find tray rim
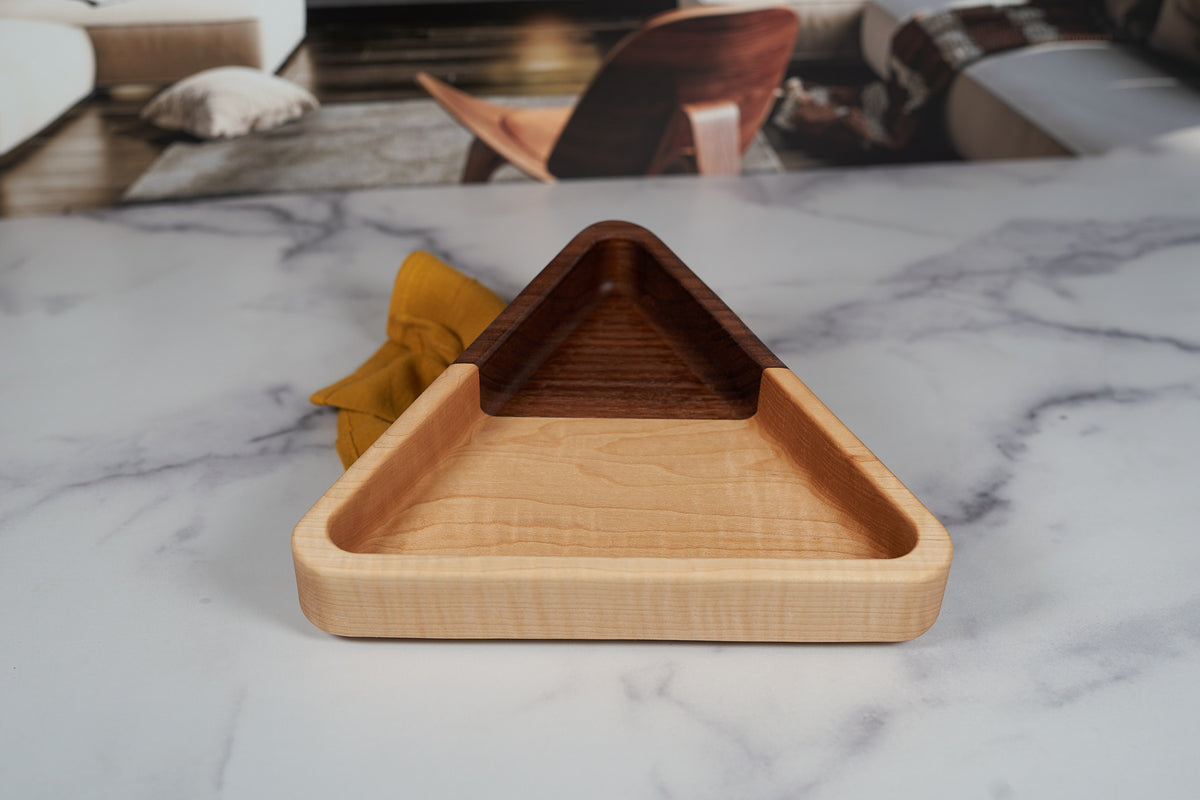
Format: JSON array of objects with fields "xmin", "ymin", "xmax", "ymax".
[{"xmin": 293, "ymin": 364, "xmax": 953, "ymax": 641}]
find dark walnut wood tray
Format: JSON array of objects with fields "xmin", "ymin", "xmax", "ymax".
[{"xmin": 293, "ymin": 221, "xmax": 952, "ymax": 640}]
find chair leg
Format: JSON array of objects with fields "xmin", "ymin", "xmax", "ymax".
[
  {"xmin": 681, "ymin": 101, "xmax": 741, "ymax": 176},
  {"xmin": 462, "ymin": 136, "xmax": 506, "ymax": 183},
  {"xmin": 645, "ymin": 101, "xmax": 743, "ymax": 177}
]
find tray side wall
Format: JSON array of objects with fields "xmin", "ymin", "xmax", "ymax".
[
  {"xmin": 755, "ymin": 368, "xmax": 927, "ymax": 559},
  {"xmin": 292, "ymin": 364, "xmax": 485, "ymax": 623},
  {"xmin": 295, "ymin": 558, "xmax": 951, "ymax": 642}
]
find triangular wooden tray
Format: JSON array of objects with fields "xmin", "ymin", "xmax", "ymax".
[{"xmin": 293, "ymin": 221, "xmax": 952, "ymax": 641}]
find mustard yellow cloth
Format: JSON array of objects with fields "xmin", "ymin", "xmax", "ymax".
[{"xmin": 311, "ymin": 251, "xmax": 506, "ymax": 468}]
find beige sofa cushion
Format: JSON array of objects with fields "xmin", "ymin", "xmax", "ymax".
[
  {"xmin": 947, "ymin": 42, "xmax": 1200, "ymax": 157},
  {"xmin": 944, "ymin": 71, "xmax": 1071, "ymax": 159},
  {"xmin": 0, "ymin": 19, "xmax": 95, "ymax": 155},
  {"xmin": 861, "ymin": 0, "xmax": 1200, "ymax": 158},
  {"xmin": 0, "ymin": 0, "xmax": 305, "ymax": 84}
]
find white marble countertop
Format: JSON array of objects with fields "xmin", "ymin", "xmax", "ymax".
[{"xmin": 3, "ymin": 150, "xmax": 1199, "ymax": 798}]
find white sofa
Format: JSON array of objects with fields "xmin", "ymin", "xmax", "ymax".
[
  {"xmin": 0, "ymin": 0, "xmax": 306, "ymax": 156},
  {"xmin": 0, "ymin": 19, "xmax": 94, "ymax": 156},
  {"xmin": 684, "ymin": 0, "xmax": 1200, "ymax": 158},
  {"xmin": 0, "ymin": 0, "xmax": 305, "ymax": 86}
]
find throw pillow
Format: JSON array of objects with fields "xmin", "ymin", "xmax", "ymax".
[
  {"xmin": 141, "ymin": 67, "xmax": 320, "ymax": 139},
  {"xmin": 1149, "ymin": 0, "xmax": 1200, "ymax": 66}
]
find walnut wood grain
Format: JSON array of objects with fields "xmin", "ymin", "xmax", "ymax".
[
  {"xmin": 548, "ymin": 5, "xmax": 799, "ymax": 178},
  {"xmin": 416, "ymin": 75, "xmax": 557, "ymax": 183},
  {"xmin": 458, "ymin": 220, "xmax": 783, "ymax": 418}
]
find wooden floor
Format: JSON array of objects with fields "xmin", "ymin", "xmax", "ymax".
[{"xmin": 0, "ymin": 1, "xmax": 891, "ymax": 218}]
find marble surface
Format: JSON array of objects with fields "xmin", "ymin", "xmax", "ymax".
[{"xmin": 3, "ymin": 149, "xmax": 1199, "ymax": 798}]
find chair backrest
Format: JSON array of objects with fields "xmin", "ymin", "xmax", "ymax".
[{"xmin": 546, "ymin": 5, "xmax": 800, "ymax": 179}]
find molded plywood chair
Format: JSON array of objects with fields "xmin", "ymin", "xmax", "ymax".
[{"xmin": 416, "ymin": 5, "xmax": 800, "ymax": 183}]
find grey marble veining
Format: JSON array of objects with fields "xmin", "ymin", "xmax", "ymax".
[{"xmin": 2, "ymin": 150, "xmax": 1199, "ymax": 798}]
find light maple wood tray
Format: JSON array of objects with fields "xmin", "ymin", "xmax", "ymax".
[{"xmin": 293, "ymin": 221, "xmax": 952, "ymax": 641}]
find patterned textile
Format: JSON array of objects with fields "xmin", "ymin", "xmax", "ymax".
[{"xmin": 774, "ymin": 0, "xmax": 1110, "ymax": 151}]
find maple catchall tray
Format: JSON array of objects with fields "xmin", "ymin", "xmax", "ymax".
[{"xmin": 292, "ymin": 221, "xmax": 952, "ymax": 641}]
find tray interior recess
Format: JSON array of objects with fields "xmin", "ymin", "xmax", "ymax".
[
  {"xmin": 328, "ymin": 377, "xmax": 917, "ymax": 561},
  {"xmin": 294, "ymin": 220, "xmax": 952, "ymax": 641},
  {"xmin": 462, "ymin": 228, "xmax": 782, "ymax": 419}
]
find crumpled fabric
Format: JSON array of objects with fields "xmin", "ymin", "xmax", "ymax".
[{"xmin": 310, "ymin": 250, "xmax": 505, "ymax": 468}]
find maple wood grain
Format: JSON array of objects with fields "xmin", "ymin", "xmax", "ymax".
[{"xmin": 293, "ymin": 365, "xmax": 952, "ymax": 641}]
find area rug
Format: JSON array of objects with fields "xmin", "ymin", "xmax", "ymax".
[{"xmin": 122, "ymin": 96, "xmax": 785, "ymax": 203}]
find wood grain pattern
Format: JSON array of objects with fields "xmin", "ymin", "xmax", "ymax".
[
  {"xmin": 416, "ymin": 75, "xmax": 557, "ymax": 183},
  {"xmin": 292, "ymin": 221, "xmax": 952, "ymax": 641},
  {"xmin": 550, "ymin": 5, "xmax": 798, "ymax": 178},
  {"xmin": 348, "ymin": 413, "xmax": 907, "ymax": 560},
  {"xmin": 416, "ymin": 4, "xmax": 799, "ymax": 182},
  {"xmin": 459, "ymin": 220, "xmax": 782, "ymax": 418},
  {"xmin": 295, "ymin": 221, "xmax": 950, "ymax": 642},
  {"xmin": 293, "ymin": 365, "xmax": 952, "ymax": 641}
]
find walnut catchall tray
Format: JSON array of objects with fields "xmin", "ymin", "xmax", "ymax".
[{"xmin": 293, "ymin": 221, "xmax": 952, "ymax": 641}]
